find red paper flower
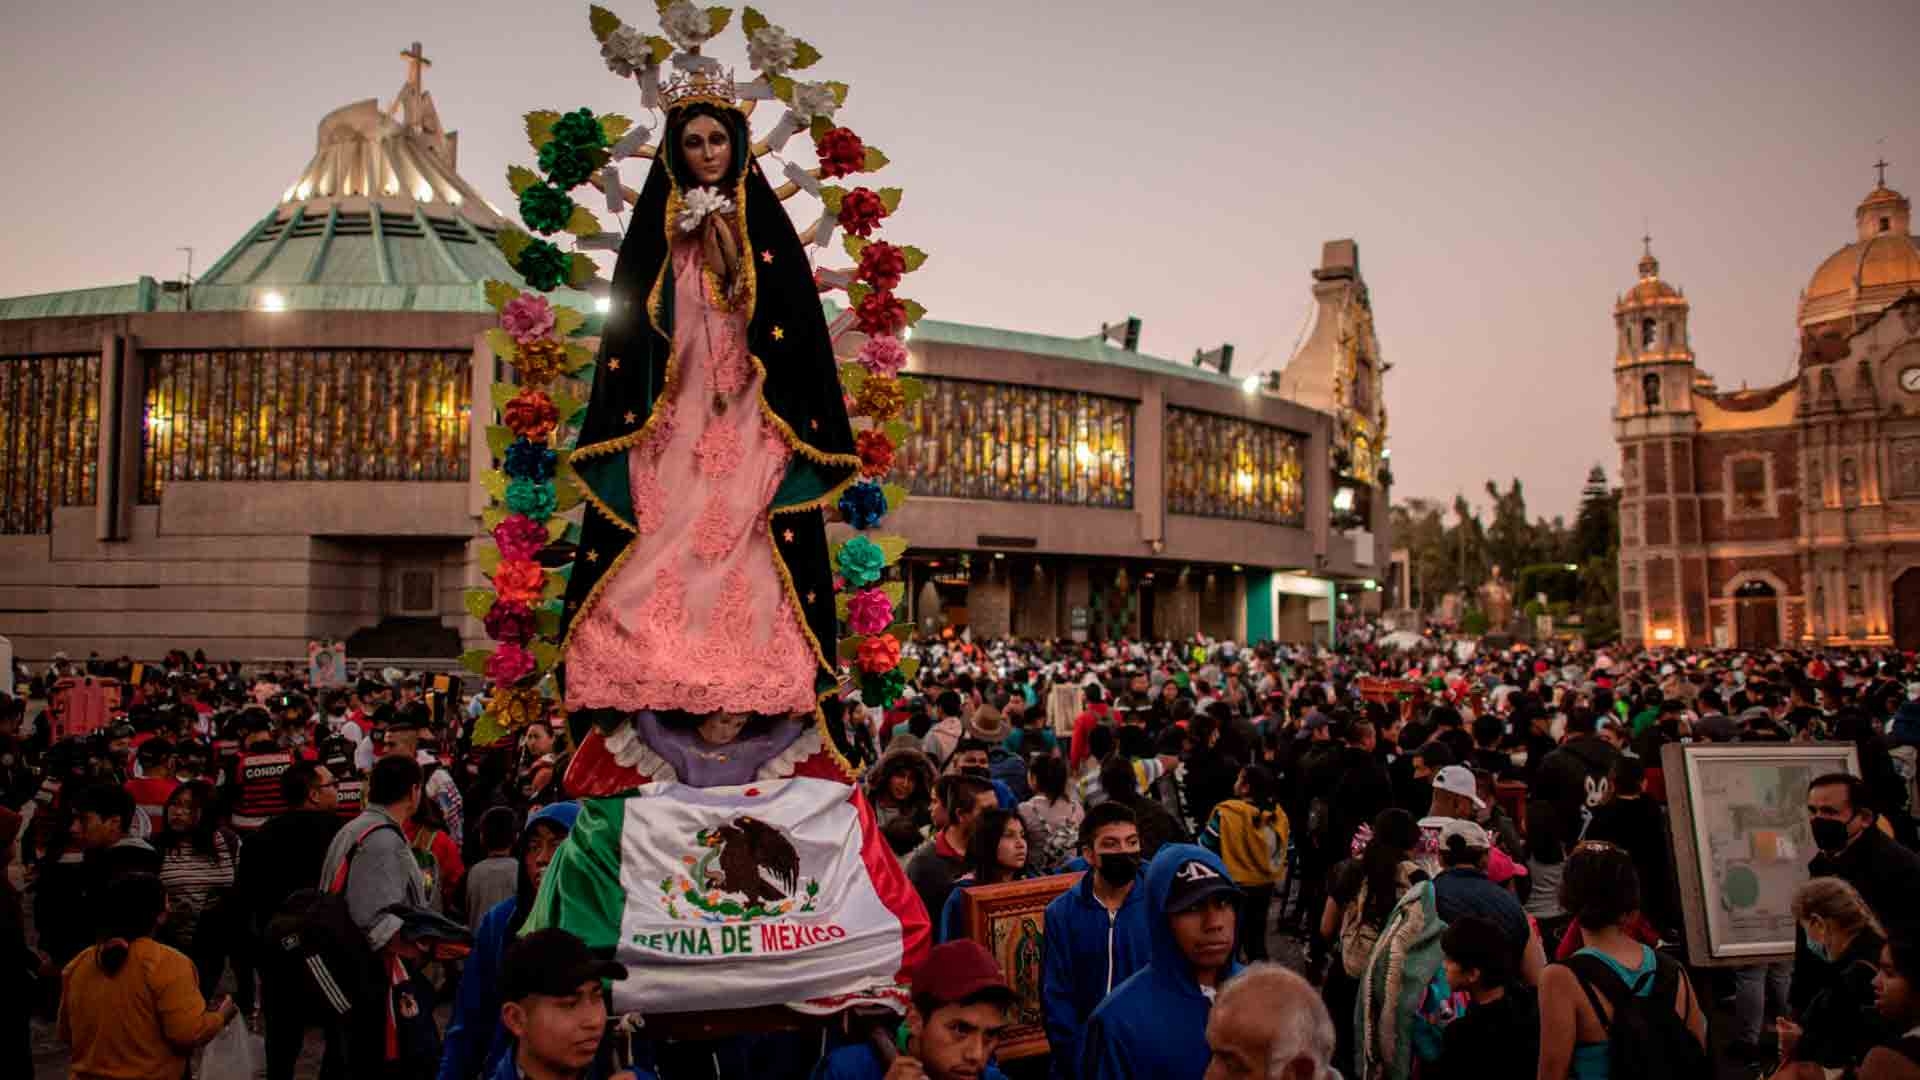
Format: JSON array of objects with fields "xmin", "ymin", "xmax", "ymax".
[
  {"xmin": 484, "ymin": 601, "xmax": 536, "ymax": 645},
  {"xmin": 493, "ymin": 515, "xmax": 549, "ymax": 562},
  {"xmin": 816, "ymin": 127, "xmax": 866, "ymax": 180},
  {"xmin": 485, "ymin": 643, "xmax": 537, "ymax": 685},
  {"xmin": 855, "ymin": 429, "xmax": 895, "ymax": 478},
  {"xmin": 856, "ymin": 241, "xmax": 907, "ymax": 291},
  {"xmin": 854, "ymin": 290, "xmax": 907, "ymax": 337},
  {"xmin": 856, "ymin": 633, "xmax": 901, "ymax": 674},
  {"xmin": 504, "ymin": 389, "xmax": 560, "ymax": 441},
  {"xmin": 493, "ymin": 559, "xmax": 546, "ymax": 606},
  {"xmin": 838, "ymin": 187, "xmax": 888, "ymax": 238}
]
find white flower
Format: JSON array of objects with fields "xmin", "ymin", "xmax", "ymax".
[
  {"xmin": 660, "ymin": 0, "xmax": 714, "ymax": 50},
  {"xmin": 788, "ymin": 80, "xmax": 839, "ymax": 123},
  {"xmin": 676, "ymin": 187, "xmax": 736, "ymax": 233},
  {"xmin": 601, "ymin": 25, "xmax": 653, "ymax": 78},
  {"xmin": 747, "ymin": 25, "xmax": 798, "ymax": 75}
]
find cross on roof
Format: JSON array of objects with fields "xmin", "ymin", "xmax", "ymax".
[
  {"xmin": 1876, "ymin": 157, "xmax": 1891, "ymax": 188},
  {"xmin": 401, "ymin": 42, "xmax": 432, "ymax": 91}
]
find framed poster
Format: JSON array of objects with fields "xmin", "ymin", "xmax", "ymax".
[
  {"xmin": 1664, "ymin": 742, "xmax": 1859, "ymax": 966},
  {"xmin": 308, "ymin": 641, "xmax": 348, "ymax": 687},
  {"xmin": 962, "ymin": 873, "xmax": 1080, "ymax": 1060}
]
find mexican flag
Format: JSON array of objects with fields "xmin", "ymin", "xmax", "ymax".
[{"xmin": 523, "ymin": 777, "xmax": 930, "ymax": 1015}]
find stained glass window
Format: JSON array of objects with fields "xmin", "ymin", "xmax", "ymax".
[
  {"xmin": 895, "ymin": 376, "xmax": 1133, "ymax": 507},
  {"xmin": 0, "ymin": 355, "xmax": 100, "ymax": 535},
  {"xmin": 141, "ymin": 348, "xmax": 471, "ymax": 502},
  {"xmin": 1165, "ymin": 407, "xmax": 1305, "ymax": 526}
]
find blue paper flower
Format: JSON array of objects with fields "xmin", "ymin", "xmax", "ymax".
[
  {"xmin": 505, "ymin": 478, "xmax": 557, "ymax": 521},
  {"xmin": 504, "ymin": 438, "xmax": 558, "ymax": 481},
  {"xmin": 838, "ymin": 481, "xmax": 888, "ymax": 530}
]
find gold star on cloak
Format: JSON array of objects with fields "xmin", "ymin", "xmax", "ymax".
[
  {"xmin": 771, "ymin": 326, "xmax": 785, "ymax": 341},
  {"xmin": 782, "ymin": 529, "xmax": 795, "ymax": 543},
  {"xmin": 607, "ymin": 358, "xmax": 620, "ymax": 371},
  {"xmin": 623, "ymin": 411, "xmax": 638, "ymax": 424},
  {"xmin": 585, "ymin": 550, "xmax": 599, "ymax": 564},
  {"xmin": 761, "ymin": 250, "xmax": 775, "ymax": 265}
]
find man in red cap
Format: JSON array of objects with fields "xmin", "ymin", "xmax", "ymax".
[{"xmin": 812, "ymin": 940, "xmax": 1015, "ymax": 1080}]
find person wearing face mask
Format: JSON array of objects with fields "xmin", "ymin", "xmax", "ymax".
[
  {"xmin": 1041, "ymin": 803, "xmax": 1151, "ymax": 1079},
  {"xmin": 1795, "ymin": 775, "xmax": 1920, "ymax": 1014},
  {"xmin": 1778, "ymin": 877, "xmax": 1889, "ymax": 1070}
]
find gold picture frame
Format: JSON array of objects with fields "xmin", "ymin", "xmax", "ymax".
[{"xmin": 961, "ymin": 873, "xmax": 1081, "ymax": 1061}]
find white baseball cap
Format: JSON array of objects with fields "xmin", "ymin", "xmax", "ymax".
[{"xmin": 1432, "ymin": 765, "xmax": 1485, "ymax": 809}]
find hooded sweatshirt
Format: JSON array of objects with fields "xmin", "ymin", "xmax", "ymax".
[
  {"xmin": 1200, "ymin": 799, "xmax": 1289, "ymax": 887},
  {"xmin": 1041, "ymin": 866, "xmax": 1151, "ymax": 1080},
  {"xmin": 437, "ymin": 802, "xmax": 580, "ymax": 1080},
  {"xmin": 1079, "ymin": 844, "xmax": 1243, "ymax": 1080}
]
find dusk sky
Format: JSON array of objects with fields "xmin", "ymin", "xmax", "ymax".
[{"xmin": 5, "ymin": 0, "xmax": 1917, "ymax": 518}]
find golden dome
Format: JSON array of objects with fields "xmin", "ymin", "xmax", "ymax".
[
  {"xmin": 1614, "ymin": 237, "xmax": 1687, "ymax": 312},
  {"xmin": 1799, "ymin": 181, "xmax": 1920, "ymax": 329}
]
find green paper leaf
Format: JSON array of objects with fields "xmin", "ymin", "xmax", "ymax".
[
  {"xmin": 835, "ymin": 593, "xmax": 851, "ymax": 621},
  {"xmin": 838, "ymin": 363, "xmax": 867, "ymax": 396},
  {"xmin": 459, "ymin": 649, "xmax": 492, "ymax": 676},
  {"xmin": 883, "ymin": 421, "xmax": 911, "ymax": 445},
  {"xmin": 563, "ymin": 521, "xmax": 584, "ymax": 545},
  {"xmin": 535, "ymin": 608, "xmax": 563, "ymax": 639},
  {"xmin": 485, "ymin": 328, "xmax": 518, "ymax": 365},
  {"xmin": 554, "ymin": 482, "xmax": 583, "ymax": 513},
  {"xmin": 654, "ymin": 0, "xmax": 672, "ymax": 15},
  {"xmin": 564, "ymin": 205, "xmax": 601, "ymax": 238},
  {"xmin": 825, "ymin": 81, "xmax": 849, "ymax": 106},
  {"xmin": 791, "ymin": 40, "xmax": 821, "ymax": 70},
  {"xmin": 546, "ymin": 516, "xmax": 569, "ymax": 541},
  {"xmin": 478, "ymin": 545, "xmax": 502, "ymax": 574},
  {"xmin": 877, "ymin": 188, "xmax": 903, "ymax": 213},
  {"xmin": 552, "ymin": 306, "xmax": 588, "ymax": 338},
  {"xmin": 887, "ymin": 623, "xmax": 913, "ymax": 644},
  {"xmin": 565, "ymin": 253, "xmax": 596, "ymax": 288},
  {"xmin": 482, "ymin": 469, "xmax": 508, "ymax": 502},
  {"xmin": 482, "ymin": 506, "xmax": 507, "ymax": 531},
  {"xmin": 846, "ymin": 282, "xmax": 872, "ymax": 307},
  {"xmin": 819, "ymin": 186, "xmax": 845, "ymax": 214},
  {"xmin": 881, "ymin": 482, "xmax": 908, "ymax": 511},
  {"xmin": 871, "ymin": 534, "xmax": 909, "ymax": 563},
  {"xmin": 882, "ymin": 581, "xmax": 905, "ymax": 607},
  {"xmin": 486, "ymin": 425, "xmax": 513, "ymax": 460},
  {"xmin": 599, "ymin": 113, "xmax": 634, "ymax": 144},
  {"xmin": 862, "ymin": 146, "xmax": 889, "ymax": 172},
  {"xmin": 896, "ymin": 377, "xmax": 925, "ymax": 405},
  {"xmin": 809, "ymin": 114, "xmax": 834, "ymax": 142},
  {"xmin": 900, "ymin": 298, "xmax": 926, "ymax": 327},
  {"xmin": 741, "ymin": 5, "xmax": 768, "ymax": 34},
  {"xmin": 464, "ymin": 589, "xmax": 495, "ymax": 621},
  {"xmin": 484, "ymin": 279, "xmax": 518, "ymax": 312},
  {"xmin": 490, "ymin": 382, "xmax": 520, "ymax": 412},
  {"xmin": 564, "ymin": 342, "xmax": 595, "ymax": 373},
  {"xmin": 899, "ymin": 657, "xmax": 920, "ymax": 681},
  {"xmin": 769, "ymin": 74, "xmax": 796, "ymax": 103},
  {"xmin": 588, "ymin": 4, "xmax": 622, "ymax": 42},
  {"xmin": 525, "ymin": 111, "xmax": 561, "ymax": 152},
  {"xmin": 827, "ymin": 537, "xmax": 846, "ymax": 563},
  {"xmin": 497, "ymin": 226, "xmax": 532, "ymax": 262},
  {"xmin": 532, "ymin": 641, "xmax": 561, "ymax": 674},
  {"xmin": 900, "ymin": 245, "xmax": 928, "ymax": 272},
  {"xmin": 837, "ymin": 636, "xmax": 864, "ymax": 661},
  {"xmin": 647, "ymin": 34, "xmax": 674, "ymax": 64},
  {"xmin": 541, "ymin": 573, "xmax": 566, "ymax": 601},
  {"xmin": 842, "ymin": 234, "xmax": 870, "ymax": 260},
  {"xmin": 707, "ymin": 7, "xmax": 733, "ymax": 36},
  {"xmin": 471, "ymin": 711, "xmax": 508, "ymax": 748},
  {"xmin": 507, "ymin": 165, "xmax": 540, "ymax": 196}
]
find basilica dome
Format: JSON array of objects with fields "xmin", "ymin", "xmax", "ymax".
[{"xmin": 1800, "ymin": 177, "xmax": 1920, "ymax": 331}]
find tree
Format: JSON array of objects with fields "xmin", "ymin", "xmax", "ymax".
[{"xmin": 1572, "ymin": 465, "xmax": 1617, "ymax": 564}]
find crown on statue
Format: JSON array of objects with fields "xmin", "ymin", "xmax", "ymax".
[{"xmin": 660, "ymin": 68, "xmax": 740, "ymax": 112}]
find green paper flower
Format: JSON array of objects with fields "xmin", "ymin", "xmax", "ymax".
[
  {"xmin": 836, "ymin": 535, "xmax": 885, "ymax": 588},
  {"xmin": 538, "ymin": 109, "xmax": 613, "ymax": 189},
  {"xmin": 552, "ymin": 108, "xmax": 611, "ymax": 151},
  {"xmin": 860, "ymin": 668, "xmax": 907, "ymax": 709},
  {"xmin": 519, "ymin": 182, "xmax": 576, "ymax": 235},
  {"xmin": 518, "ymin": 241, "xmax": 571, "ymax": 292},
  {"xmin": 505, "ymin": 478, "xmax": 558, "ymax": 521}
]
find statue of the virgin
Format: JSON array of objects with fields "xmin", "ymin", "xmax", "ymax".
[{"xmin": 559, "ymin": 74, "xmax": 859, "ymax": 791}]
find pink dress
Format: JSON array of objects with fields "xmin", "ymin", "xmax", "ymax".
[{"xmin": 565, "ymin": 237, "xmax": 817, "ymax": 716}]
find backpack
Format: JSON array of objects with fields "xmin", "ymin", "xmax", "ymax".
[
  {"xmin": 1563, "ymin": 950, "xmax": 1706, "ymax": 1080},
  {"xmin": 263, "ymin": 821, "xmax": 401, "ymax": 1020},
  {"xmin": 1340, "ymin": 860, "xmax": 1418, "ymax": 978}
]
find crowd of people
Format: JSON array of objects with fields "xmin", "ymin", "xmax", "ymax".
[{"xmin": 9, "ymin": 632, "xmax": 1920, "ymax": 1080}]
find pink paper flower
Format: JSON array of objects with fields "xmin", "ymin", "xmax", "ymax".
[
  {"xmin": 485, "ymin": 643, "xmax": 537, "ymax": 684},
  {"xmin": 858, "ymin": 334, "xmax": 908, "ymax": 378},
  {"xmin": 846, "ymin": 588, "xmax": 893, "ymax": 635},
  {"xmin": 493, "ymin": 515, "xmax": 549, "ymax": 561},
  {"xmin": 501, "ymin": 294, "xmax": 557, "ymax": 344}
]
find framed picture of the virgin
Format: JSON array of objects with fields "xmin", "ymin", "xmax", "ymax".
[{"xmin": 961, "ymin": 873, "xmax": 1080, "ymax": 1061}]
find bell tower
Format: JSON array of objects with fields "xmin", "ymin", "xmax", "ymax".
[{"xmin": 1613, "ymin": 236, "xmax": 1704, "ymax": 647}]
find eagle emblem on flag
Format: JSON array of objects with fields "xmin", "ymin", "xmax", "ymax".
[{"xmin": 662, "ymin": 816, "xmax": 821, "ymax": 921}]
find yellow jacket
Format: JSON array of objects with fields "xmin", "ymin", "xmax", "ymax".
[
  {"xmin": 60, "ymin": 938, "xmax": 228, "ymax": 1080},
  {"xmin": 1202, "ymin": 799, "xmax": 1290, "ymax": 887}
]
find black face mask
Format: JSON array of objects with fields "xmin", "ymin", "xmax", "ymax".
[
  {"xmin": 1810, "ymin": 817, "xmax": 1853, "ymax": 854},
  {"xmin": 1097, "ymin": 852, "xmax": 1141, "ymax": 886},
  {"xmin": 961, "ymin": 766, "xmax": 991, "ymax": 780}
]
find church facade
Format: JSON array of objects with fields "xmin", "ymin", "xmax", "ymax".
[{"xmin": 1613, "ymin": 171, "xmax": 1920, "ymax": 650}]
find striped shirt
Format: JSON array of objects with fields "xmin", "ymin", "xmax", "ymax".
[{"xmin": 158, "ymin": 832, "xmax": 239, "ymax": 948}]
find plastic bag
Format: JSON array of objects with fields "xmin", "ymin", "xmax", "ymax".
[{"xmin": 196, "ymin": 1020, "xmax": 257, "ymax": 1080}]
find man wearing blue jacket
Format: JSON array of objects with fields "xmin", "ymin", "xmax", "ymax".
[
  {"xmin": 1041, "ymin": 803, "xmax": 1150, "ymax": 1079},
  {"xmin": 1079, "ymin": 843, "xmax": 1242, "ymax": 1080},
  {"xmin": 441, "ymin": 801, "xmax": 580, "ymax": 1080}
]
